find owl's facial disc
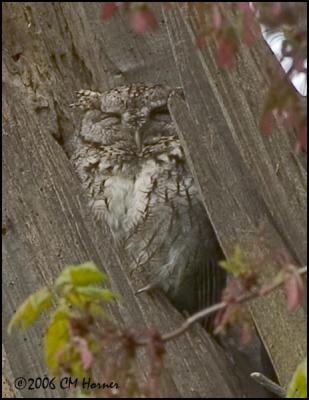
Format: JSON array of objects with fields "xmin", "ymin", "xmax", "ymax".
[{"xmin": 86, "ymin": 84, "xmax": 177, "ymax": 152}]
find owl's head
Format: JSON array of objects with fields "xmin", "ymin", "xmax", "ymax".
[{"xmin": 75, "ymin": 83, "xmax": 180, "ymax": 154}]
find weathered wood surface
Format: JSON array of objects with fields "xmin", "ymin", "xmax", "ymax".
[
  {"xmin": 165, "ymin": 4, "xmax": 307, "ymax": 388},
  {"xmin": 1, "ymin": 2, "xmax": 270, "ymax": 398}
]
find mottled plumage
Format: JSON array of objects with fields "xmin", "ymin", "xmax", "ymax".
[{"xmin": 71, "ymin": 83, "xmax": 226, "ymax": 316}]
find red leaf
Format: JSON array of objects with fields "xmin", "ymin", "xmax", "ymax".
[
  {"xmin": 72, "ymin": 337, "xmax": 93, "ymax": 370},
  {"xmin": 285, "ymin": 110, "xmax": 298, "ymax": 129},
  {"xmin": 297, "ymin": 126, "xmax": 307, "ymax": 151},
  {"xmin": 242, "ymin": 25, "xmax": 256, "ymax": 46},
  {"xmin": 271, "ymin": 2, "xmax": 282, "ymax": 16},
  {"xmin": 212, "ymin": 7, "xmax": 222, "ymax": 29},
  {"xmin": 216, "ymin": 38, "xmax": 236, "ymax": 68},
  {"xmin": 242, "ymin": 11, "xmax": 259, "ymax": 46},
  {"xmin": 222, "ymin": 278, "xmax": 242, "ymax": 303},
  {"xmin": 260, "ymin": 111, "xmax": 275, "ymax": 134},
  {"xmin": 237, "ymin": 2, "xmax": 251, "ymax": 12},
  {"xmin": 101, "ymin": 3, "xmax": 118, "ymax": 21},
  {"xmin": 196, "ymin": 35, "xmax": 205, "ymax": 49},
  {"xmin": 215, "ymin": 304, "xmax": 236, "ymax": 329},
  {"xmin": 295, "ymin": 125, "xmax": 307, "ymax": 153},
  {"xmin": 238, "ymin": 3, "xmax": 259, "ymax": 47},
  {"xmin": 284, "ymin": 274, "xmax": 304, "ymax": 311},
  {"xmin": 259, "ymin": 283, "xmax": 274, "ymax": 296},
  {"xmin": 240, "ymin": 323, "xmax": 252, "ymax": 345},
  {"xmin": 129, "ymin": 8, "xmax": 157, "ymax": 33}
]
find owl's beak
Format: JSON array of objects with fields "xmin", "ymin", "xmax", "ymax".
[{"xmin": 135, "ymin": 130, "xmax": 143, "ymax": 153}]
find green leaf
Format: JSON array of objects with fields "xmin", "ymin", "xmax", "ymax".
[
  {"xmin": 8, "ymin": 287, "xmax": 52, "ymax": 334},
  {"xmin": 45, "ymin": 307, "xmax": 70, "ymax": 373},
  {"xmin": 219, "ymin": 245, "xmax": 251, "ymax": 277},
  {"xmin": 88, "ymin": 303, "xmax": 106, "ymax": 317},
  {"xmin": 55, "ymin": 262, "xmax": 106, "ymax": 289},
  {"xmin": 63, "ymin": 287, "xmax": 84, "ymax": 306},
  {"xmin": 75, "ymin": 287, "xmax": 117, "ymax": 301},
  {"xmin": 287, "ymin": 358, "xmax": 307, "ymax": 398},
  {"xmin": 75, "ymin": 389, "xmax": 92, "ymax": 398},
  {"xmin": 63, "ymin": 286, "xmax": 116, "ymax": 307}
]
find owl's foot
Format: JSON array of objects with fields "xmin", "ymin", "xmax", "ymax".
[
  {"xmin": 135, "ymin": 283, "xmax": 156, "ymax": 295},
  {"xmin": 69, "ymin": 89, "xmax": 101, "ymax": 110}
]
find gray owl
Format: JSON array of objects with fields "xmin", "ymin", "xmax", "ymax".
[{"xmin": 71, "ymin": 83, "xmax": 226, "ymax": 318}]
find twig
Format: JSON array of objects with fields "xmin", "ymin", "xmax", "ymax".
[
  {"xmin": 137, "ymin": 265, "xmax": 307, "ymax": 345},
  {"xmin": 250, "ymin": 372, "xmax": 286, "ymax": 398}
]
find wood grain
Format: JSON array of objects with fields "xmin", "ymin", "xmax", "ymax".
[
  {"xmin": 164, "ymin": 4, "xmax": 306, "ymax": 387},
  {"xmin": 2, "ymin": 2, "xmax": 264, "ymax": 398}
]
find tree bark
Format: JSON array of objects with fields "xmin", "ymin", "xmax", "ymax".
[
  {"xmin": 165, "ymin": 4, "xmax": 306, "ymax": 388},
  {"xmin": 1, "ymin": 2, "xmax": 273, "ymax": 398}
]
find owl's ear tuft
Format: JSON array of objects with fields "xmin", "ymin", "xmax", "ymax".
[{"xmin": 69, "ymin": 89, "xmax": 102, "ymax": 111}]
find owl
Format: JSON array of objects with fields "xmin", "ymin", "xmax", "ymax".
[{"xmin": 71, "ymin": 83, "xmax": 226, "ymax": 318}]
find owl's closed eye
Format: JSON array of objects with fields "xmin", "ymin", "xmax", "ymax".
[{"xmin": 101, "ymin": 113, "xmax": 121, "ymax": 125}]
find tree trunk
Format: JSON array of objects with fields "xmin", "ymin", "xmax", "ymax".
[
  {"xmin": 165, "ymin": 4, "xmax": 307, "ymax": 388},
  {"xmin": 2, "ymin": 2, "xmax": 260, "ymax": 398},
  {"xmin": 2, "ymin": 2, "xmax": 306, "ymax": 398}
]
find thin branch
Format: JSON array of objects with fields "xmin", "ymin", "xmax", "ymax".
[
  {"xmin": 137, "ymin": 265, "xmax": 307, "ymax": 345},
  {"xmin": 250, "ymin": 372, "xmax": 286, "ymax": 398}
]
